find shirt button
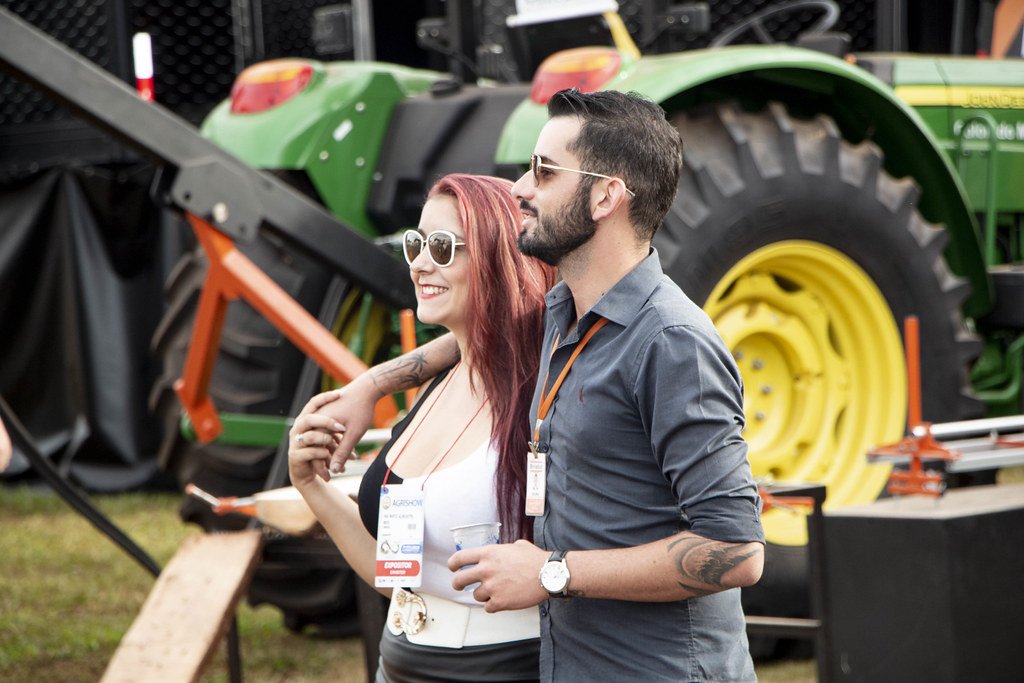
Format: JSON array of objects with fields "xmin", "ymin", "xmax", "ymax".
[{"xmin": 540, "ymin": 604, "xmax": 548, "ymax": 617}]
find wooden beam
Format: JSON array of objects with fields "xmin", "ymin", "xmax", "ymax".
[{"xmin": 102, "ymin": 530, "xmax": 264, "ymax": 683}]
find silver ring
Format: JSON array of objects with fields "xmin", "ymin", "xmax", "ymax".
[{"xmin": 296, "ymin": 433, "xmax": 305, "ymax": 446}]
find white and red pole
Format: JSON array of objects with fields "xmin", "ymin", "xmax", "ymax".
[{"xmin": 132, "ymin": 32, "xmax": 154, "ymax": 101}]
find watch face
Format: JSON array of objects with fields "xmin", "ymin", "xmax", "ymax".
[{"xmin": 540, "ymin": 561, "xmax": 569, "ymax": 593}]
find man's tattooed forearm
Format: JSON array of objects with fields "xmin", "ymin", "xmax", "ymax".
[{"xmin": 666, "ymin": 536, "xmax": 759, "ymax": 593}]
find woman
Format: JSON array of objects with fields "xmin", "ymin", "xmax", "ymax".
[{"xmin": 288, "ymin": 174, "xmax": 556, "ymax": 682}]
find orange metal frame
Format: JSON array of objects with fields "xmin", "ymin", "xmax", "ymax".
[
  {"xmin": 757, "ymin": 487, "xmax": 815, "ymax": 514},
  {"xmin": 867, "ymin": 316, "xmax": 960, "ymax": 496},
  {"xmin": 174, "ymin": 213, "xmax": 401, "ymax": 443}
]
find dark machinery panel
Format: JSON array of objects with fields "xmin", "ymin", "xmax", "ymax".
[
  {"xmin": 468, "ymin": 0, "xmax": 878, "ymax": 81},
  {"xmin": 367, "ymin": 83, "xmax": 530, "ymax": 232},
  {"xmin": 821, "ymin": 485, "xmax": 1024, "ymax": 682}
]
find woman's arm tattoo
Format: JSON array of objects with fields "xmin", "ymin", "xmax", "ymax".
[
  {"xmin": 367, "ymin": 336, "xmax": 461, "ymax": 395},
  {"xmin": 369, "ymin": 351, "xmax": 430, "ymax": 394},
  {"xmin": 666, "ymin": 535, "xmax": 759, "ymax": 596}
]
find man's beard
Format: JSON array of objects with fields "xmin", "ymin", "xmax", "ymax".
[{"xmin": 517, "ymin": 184, "xmax": 597, "ymax": 267}]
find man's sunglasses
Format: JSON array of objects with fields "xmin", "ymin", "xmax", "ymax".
[
  {"xmin": 529, "ymin": 153, "xmax": 636, "ymax": 197},
  {"xmin": 402, "ymin": 229, "xmax": 466, "ymax": 268}
]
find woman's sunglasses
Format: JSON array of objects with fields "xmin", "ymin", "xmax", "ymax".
[{"xmin": 402, "ymin": 229, "xmax": 466, "ymax": 268}]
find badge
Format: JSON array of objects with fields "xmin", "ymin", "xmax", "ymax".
[
  {"xmin": 525, "ymin": 444, "xmax": 546, "ymax": 517},
  {"xmin": 375, "ymin": 484, "xmax": 425, "ymax": 588}
]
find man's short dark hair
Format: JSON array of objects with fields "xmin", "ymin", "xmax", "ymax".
[{"xmin": 548, "ymin": 88, "xmax": 683, "ymax": 242}]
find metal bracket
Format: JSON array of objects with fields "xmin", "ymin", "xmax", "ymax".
[
  {"xmin": 176, "ymin": 213, "xmax": 385, "ymax": 443},
  {"xmin": 868, "ymin": 315, "xmax": 961, "ymax": 496}
]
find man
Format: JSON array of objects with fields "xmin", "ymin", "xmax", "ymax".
[{"xmin": 325, "ymin": 89, "xmax": 764, "ymax": 682}]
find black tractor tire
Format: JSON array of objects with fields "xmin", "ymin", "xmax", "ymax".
[
  {"xmin": 659, "ymin": 101, "xmax": 983, "ymax": 646},
  {"xmin": 149, "ymin": 232, "xmax": 358, "ymax": 635}
]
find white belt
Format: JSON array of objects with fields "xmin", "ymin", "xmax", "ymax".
[{"xmin": 386, "ymin": 587, "xmax": 539, "ymax": 648}]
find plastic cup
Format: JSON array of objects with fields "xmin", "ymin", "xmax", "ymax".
[
  {"xmin": 451, "ymin": 522, "xmax": 500, "ymax": 591},
  {"xmin": 451, "ymin": 522, "xmax": 501, "ymax": 551}
]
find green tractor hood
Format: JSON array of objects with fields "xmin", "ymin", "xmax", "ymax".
[{"xmin": 497, "ymin": 45, "xmax": 992, "ymax": 317}]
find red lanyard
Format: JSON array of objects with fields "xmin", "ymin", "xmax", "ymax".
[
  {"xmin": 383, "ymin": 362, "xmax": 488, "ymax": 490},
  {"xmin": 533, "ymin": 317, "xmax": 609, "ymax": 444}
]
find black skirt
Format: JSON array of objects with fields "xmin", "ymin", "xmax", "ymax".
[{"xmin": 376, "ymin": 626, "xmax": 540, "ymax": 683}]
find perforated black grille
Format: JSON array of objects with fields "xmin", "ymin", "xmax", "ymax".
[
  {"xmin": 129, "ymin": 0, "xmax": 236, "ymax": 123},
  {"xmin": 260, "ymin": 0, "xmax": 354, "ymax": 60},
  {"xmin": 0, "ymin": 0, "xmax": 119, "ymax": 126},
  {"xmin": 0, "ymin": 0, "xmax": 230, "ymax": 176}
]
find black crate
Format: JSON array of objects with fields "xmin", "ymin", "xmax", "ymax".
[{"xmin": 821, "ymin": 484, "xmax": 1024, "ymax": 682}]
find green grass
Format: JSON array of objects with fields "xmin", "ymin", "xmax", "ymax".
[
  {"xmin": 0, "ymin": 486, "xmax": 365, "ymax": 682},
  {"xmin": 0, "ymin": 484, "xmax": 828, "ymax": 682}
]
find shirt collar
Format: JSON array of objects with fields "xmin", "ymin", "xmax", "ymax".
[{"xmin": 545, "ymin": 248, "xmax": 664, "ymax": 339}]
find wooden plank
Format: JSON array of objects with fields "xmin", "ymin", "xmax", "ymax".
[
  {"xmin": 102, "ymin": 529, "xmax": 264, "ymax": 683},
  {"xmin": 253, "ymin": 466, "xmax": 366, "ymax": 536}
]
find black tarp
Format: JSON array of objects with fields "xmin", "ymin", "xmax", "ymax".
[{"xmin": 0, "ymin": 163, "xmax": 184, "ymax": 490}]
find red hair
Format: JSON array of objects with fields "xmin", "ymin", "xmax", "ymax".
[{"xmin": 427, "ymin": 174, "xmax": 556, "ymax": 542}]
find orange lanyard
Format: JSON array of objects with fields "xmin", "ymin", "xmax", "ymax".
[{"xmin": 533, "ymin": 317, "xmax": 609, "ymax": 444}]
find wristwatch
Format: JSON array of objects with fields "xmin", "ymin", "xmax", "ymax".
[{"xmin": 539, "ymin": 550, "xmax": 571, "ymax": 598}]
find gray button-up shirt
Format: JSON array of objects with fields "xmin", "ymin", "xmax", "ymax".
[{"xmin": 532, "ymin": 250, "xmax": 764, "ymax": 682}]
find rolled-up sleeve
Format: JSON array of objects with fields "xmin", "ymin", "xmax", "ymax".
[{"xmin": 634, "ymin": 324, "xmax": 764, "ymax": 544}]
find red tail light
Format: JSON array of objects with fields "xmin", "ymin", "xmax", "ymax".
[
  {"xmin": 530, "ymin": 47, "xmax": 622, "ymax": 104},
  {"xmin": 230, "ymin": 59, "xmax": 314, "ymax": 114}
]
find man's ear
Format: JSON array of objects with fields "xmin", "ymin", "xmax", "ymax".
[{"xmin": 591, "ymin": 179, "xmax": 629, "ymax": 222}]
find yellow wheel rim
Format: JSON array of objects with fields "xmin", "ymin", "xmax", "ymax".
[{"xmin": 704, "ymin": 241, "xmax": 906, "ymax": 545}]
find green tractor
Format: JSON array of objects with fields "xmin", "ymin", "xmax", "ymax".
[{"xmin": 151, "ymin": 0, "xmax": 1024, "ymax": 633}]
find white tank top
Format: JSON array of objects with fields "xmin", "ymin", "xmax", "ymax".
[{"xmin": 399, "ymin": 439, "xmax": 499, "ymax": 605}]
